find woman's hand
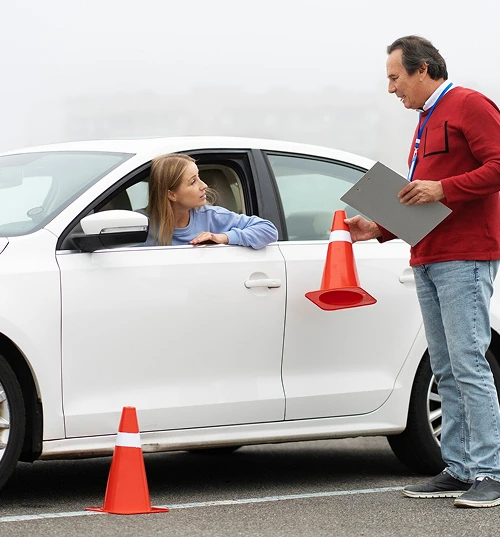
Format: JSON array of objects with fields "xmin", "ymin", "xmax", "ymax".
[
  {"xmin": 344, "ymin": 215, "xmax": 382, "ymax": 243},
  {"xmin": 190, "ymin": 232, "xmax": 229, "ymax": 245}
]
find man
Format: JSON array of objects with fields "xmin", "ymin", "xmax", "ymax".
[{"xmin": 345, "ymin": 35, "xmax": 500, "ymax": 508}]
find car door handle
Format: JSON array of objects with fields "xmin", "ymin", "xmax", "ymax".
[
  {"xmin": 244, "ymin": 278, "xmax": 282, "ymax": 289},
  {"xmin": 399, "ymin": 268, "xmax": 415, "ymax": 284}
]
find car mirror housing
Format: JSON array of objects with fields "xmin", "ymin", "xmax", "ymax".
[{"xmin": 73, "ymin": 210, "xmax": 149, "ymax": 252}]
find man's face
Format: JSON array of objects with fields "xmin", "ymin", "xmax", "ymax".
[{"xmin": 386, "ymin": 49, "xmax": 425, "ymax": 110}]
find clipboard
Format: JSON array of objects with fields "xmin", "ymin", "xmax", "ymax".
[{"xmin": 340, "ymin": 161, "xmax": 452, "ymax": 246}]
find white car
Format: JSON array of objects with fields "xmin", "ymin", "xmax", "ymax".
[{"xmin": 1, "ymin": 136, "xmax": 499, "ymax": 490}]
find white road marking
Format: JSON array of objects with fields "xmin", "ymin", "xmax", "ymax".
[{"xmin": 0, "ymin": 486, "xmax": 403, "ymax": 522}]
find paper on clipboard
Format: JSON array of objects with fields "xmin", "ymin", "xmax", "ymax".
[{"xmin": 340, "ymin": 161, "xmax": 452, "ymax": 246}]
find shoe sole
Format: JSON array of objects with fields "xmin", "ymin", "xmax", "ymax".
[
  {"xmin": 454, "ymin": 497, "xmax": 500, "ymax": 508},
  {"xmin": 403, "ymin": 490, "xmax": 465, "ymax": 499}
]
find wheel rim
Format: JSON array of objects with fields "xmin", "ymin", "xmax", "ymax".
[
  {"xmin": 0, "ymin": 386, "xmax": 11, "ymax": 457},
  {"xmin": 427, "ymin": 374, "xmax": 442, "ymax": 446}
]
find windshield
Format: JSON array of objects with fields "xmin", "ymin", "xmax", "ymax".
[{"xmin": 0, "ymin": 151, "xmax": 133, "ymax": 236}]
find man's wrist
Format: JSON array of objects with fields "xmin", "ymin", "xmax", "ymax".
[{"xmin": 371, "ymin": 222, "xmax": 382, "ymax": 239}]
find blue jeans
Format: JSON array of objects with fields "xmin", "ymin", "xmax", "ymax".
[{"xmin": 413, "ymin": 260, "xmax": 500, "ymax": 482}]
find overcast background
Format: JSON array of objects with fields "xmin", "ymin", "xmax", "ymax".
[{"xmin": 1, "ymin": 0, "xmax": 499, "ymax": 174}]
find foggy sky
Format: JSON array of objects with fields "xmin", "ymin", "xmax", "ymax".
[{"xmin": 1, "ymin": 0, "xmax": 499, "ymax": 173}]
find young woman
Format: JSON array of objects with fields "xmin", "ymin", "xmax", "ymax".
[{"xmin": 139, "ymin": 153, "xmax": 278, "ymax": 249}]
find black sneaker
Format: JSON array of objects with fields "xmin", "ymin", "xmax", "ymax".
[
  {"xmin": 402, "ymin": 470, "xmax": 470, "ymax": 498},
  {"xmin": 454, "ymin": 477, "xmax": 500, "ymax": 508}
]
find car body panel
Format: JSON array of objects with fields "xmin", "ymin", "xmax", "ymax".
[
  {"xmin": 56, "ymin": 243, "xmax": 287, "ymax": 437},
  {"xmin": 279, "ymin": 239, "xmax": 422, "ymax": 419},
  {"xmin": 0, "ymin": 230, "xmax": 65, "ymax": 439}
]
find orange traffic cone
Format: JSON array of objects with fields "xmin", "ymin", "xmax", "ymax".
[
  {"xmin": 86, "ymin": 406, "xmax": 169, "ymax": 515},
  {"xmin": 305, "ymin": 210, "xmax": 377, "ymax": 311}
]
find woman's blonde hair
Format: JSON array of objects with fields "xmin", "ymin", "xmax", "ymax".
[{"xmin": 147, "ymin": 153, "xmax": 216, "ymax": 245}]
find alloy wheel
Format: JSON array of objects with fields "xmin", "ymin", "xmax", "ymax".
[
  {"xmin": 0, "ymin": 385, "xmax": 11, "ymax": 457},
  {"xmin": 426, "ymin": 374, "xmax": 442, "ymax": 447}
]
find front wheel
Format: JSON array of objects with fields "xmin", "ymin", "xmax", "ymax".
[
  {"xmin": 0, "ymin": 354, "xmax": 26, "ymax": 490},
  {"xmin": 388, "ymin": 349, "xmax": 500, "ymax": 475}
]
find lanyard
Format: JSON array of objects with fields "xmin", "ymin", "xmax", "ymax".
[{"xmin": 407, "ymin": 82, "xmax": 453, "ymax": 182}]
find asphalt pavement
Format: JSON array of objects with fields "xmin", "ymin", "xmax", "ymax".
[{"xmin": 0, "ymin": 436, "xmax": 497, "ymax": 537}]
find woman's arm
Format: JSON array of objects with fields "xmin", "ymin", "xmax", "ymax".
[{"xmin": 195, "ymin": 206, "xmax": 278, "ymax": 249}]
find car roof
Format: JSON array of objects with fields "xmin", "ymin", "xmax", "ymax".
[{"xmin": 0, "ymin": 136, "xmax": 375, "ymax": 169}]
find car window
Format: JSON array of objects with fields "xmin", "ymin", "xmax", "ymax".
[
  {"xmin": 266, "ymin": 154, "xmax": 367, "ymax": 241},
  {"xmin": 127, "ymin": 181, "xmax": 149, "ymax": 210},
  {"xmin": 0, "ymin": 151, "xmax": 133, "ymax": 237},
  {"xmin": 0, "ymin": 175, "xmax": 52, "ymax": 229},
  {"xmin": 103, "ymin": 164, "xmax": 247, "ymax": 215},
  {"xmin": 198, "ymin": 165, "xmax": 245, "ymax": 214}
]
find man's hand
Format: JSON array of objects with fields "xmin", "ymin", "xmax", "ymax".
[
  {"xmin": 344, "ymin": 215, "xmax": 382, "ymax": 243},
  {"xmin": 398, "ymin": 180, "xmax": 444, "ymax": 205},
  {"xmin": 190, "ymin": 231, "xmax": 229, "ymax": 245}
]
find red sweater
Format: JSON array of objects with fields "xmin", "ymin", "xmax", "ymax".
[{"xmin": 379, "ymin": 86, "xmax": 500, "ymax": 266}]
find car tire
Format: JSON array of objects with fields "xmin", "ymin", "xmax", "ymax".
[
  {"xmin": 0, "ymin": 354, "xmax": 26, "ymax": 490},
  {"xmin": 387, "ymin": 349, "xmax": 500, "ymax": 475}
]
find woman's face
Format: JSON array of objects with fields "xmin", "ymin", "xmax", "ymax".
[{"xmin": 168, "ymin": 161, "xmax": 208, "ymax": 209}]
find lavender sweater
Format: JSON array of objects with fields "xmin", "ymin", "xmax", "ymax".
[{"xmin": 139, "ymin": 205, "xmax": 278, "ymax": 249}]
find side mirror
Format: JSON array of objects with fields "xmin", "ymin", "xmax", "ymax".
[{"xmin": 73, "ymin": 210, "xmax": 149, "ymax": 252}]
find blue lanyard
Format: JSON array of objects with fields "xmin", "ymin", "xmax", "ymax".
[{"xmin": 407, "ymin": 82, "xmax": 453, "ymax": 182}]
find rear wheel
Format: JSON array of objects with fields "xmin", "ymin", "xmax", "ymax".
[
  {"xmin": 0, "ymin": 354, "xmax": 25, "ymax": 490},
  {"xmin": 387, "ymin": 349, "xmax": 500, "ymax": 474}
]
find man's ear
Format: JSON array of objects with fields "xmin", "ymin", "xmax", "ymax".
[
  {"xmin": 167, "ymin": 189, "xmax": 176, "ymax": 202},
  {"xmin": 419, "ymin": 62, "xmax": 428, "ymax": 75}
]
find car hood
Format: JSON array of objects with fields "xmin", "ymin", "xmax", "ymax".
[{"xmin": 0, "ymin": 238, "xmax": 8, "ymax": 255}]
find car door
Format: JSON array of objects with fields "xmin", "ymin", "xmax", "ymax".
[
  {"xmin": 56, "ymin": 153, "xmax": 286, "ymax": 438},
  {"xmin": 262, "ymin": 151, "xmax": 423, "ymax": 420}
]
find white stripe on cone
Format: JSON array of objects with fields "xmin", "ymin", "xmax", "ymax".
[
  {"xmin": 329, "ymin": 230, "xmax": 352, "ymax": 243},
  {"xmin": 116, "ymin": 431, "xmax": 142, "ymax": 448}
]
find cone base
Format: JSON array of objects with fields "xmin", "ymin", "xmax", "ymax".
[
  {"xmin": 85, "ymin": 506, "xmax": 169, "ymax": 515},
  {"xmin": 305, "ymin": 287, "xmax": 377, "ymax": 311}
]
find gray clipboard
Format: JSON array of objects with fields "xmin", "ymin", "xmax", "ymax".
[{"xmin": 340, "ymin": 161, "xmax": 452, "ymax": 246}]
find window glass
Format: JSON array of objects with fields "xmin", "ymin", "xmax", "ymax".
[
  {"xmin": 127, "ymin": 181, "xmax": 149, "ymax": 210},
  {"xmin": 266, "ymin": 154, "xmax": 366, "ymax": 241},
  {"xmin": 0, "ymin": 151, "xmax": 133, "ymax": 236}
]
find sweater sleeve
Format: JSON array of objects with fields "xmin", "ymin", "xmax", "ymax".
[
  {"xmin": 441, "ymin": 92, "xmax": 500, "ymax": 202},
  {"xmin": 208, "ymin": 207, "xmax": 278, "ymax": 249},
  {"xmin": 376, "ymin": 223, "xmax": 398, "ymax": 243}
]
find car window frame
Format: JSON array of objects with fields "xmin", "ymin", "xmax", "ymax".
[
  {"xmin": 260, "ymin": 150, "xmax": 368, "ymax": 241},
  {"xmin": 57, "ymin": 149, "xmax": 269, "ymax": 251},
  {"xmin": 57, "ymin": 163, "xmax": 151, "ymax": 251}
]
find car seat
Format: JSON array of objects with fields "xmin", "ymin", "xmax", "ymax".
[{"xmin": 198, "ymin": 168, "xmax": 239, "ymax": 213}]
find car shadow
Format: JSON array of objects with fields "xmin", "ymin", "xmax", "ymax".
[{"xmin": 0, "ymin": 437, "xmax": 417, "ymax": 512}]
